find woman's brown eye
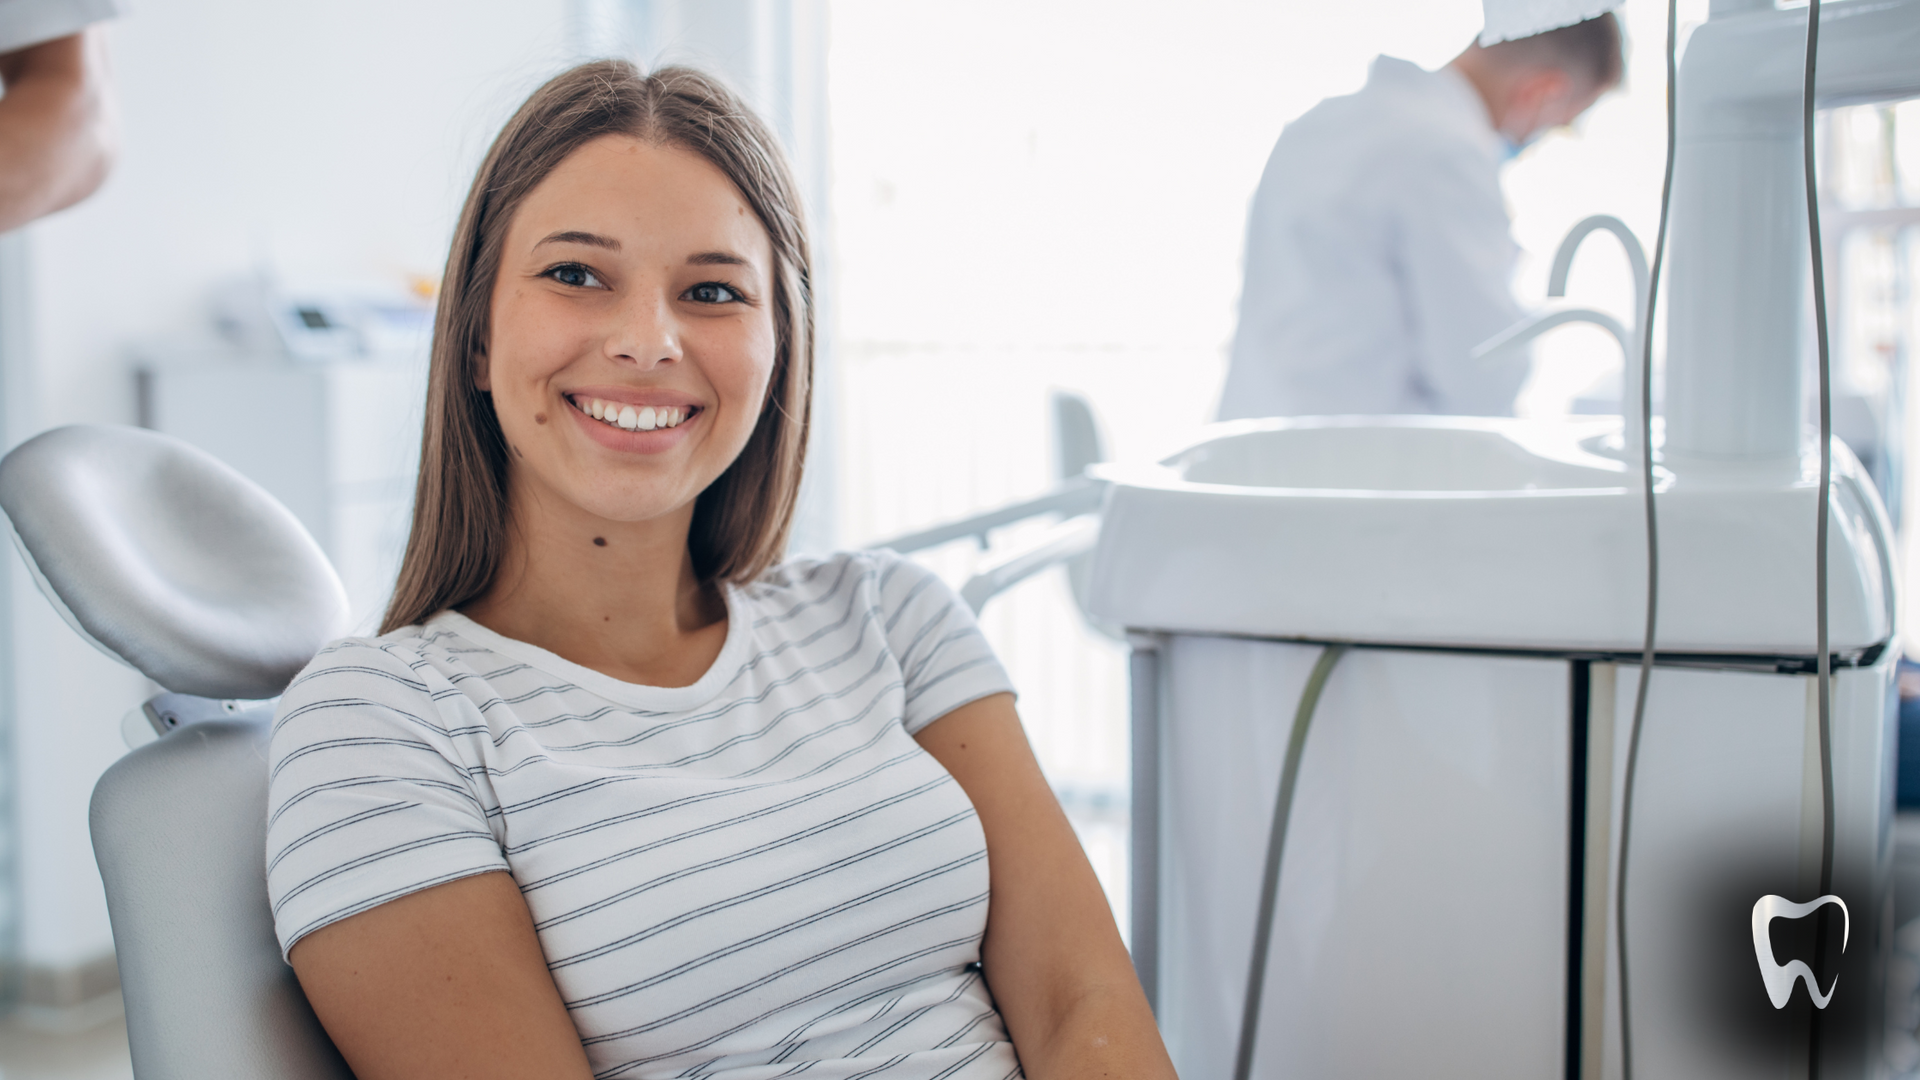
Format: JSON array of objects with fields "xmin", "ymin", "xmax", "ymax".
[
  {"xmin": 550, "ymin": 264, "xmax": 600, "ymax": 288},
  {"xmin": 687, "ymin": 282, "xmax": 740, "ymax": 304}
]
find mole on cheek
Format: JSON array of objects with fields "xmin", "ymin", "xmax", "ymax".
[
  {"xmin": 593, "ymin": 537, "xmax": 607, "ymax": 547},
  {"xmin": 535, "ymin": 412, "xmax": 548, "ymax": 425}
]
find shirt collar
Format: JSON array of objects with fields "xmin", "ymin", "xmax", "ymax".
[
  {"xmin": 1366, "ymin": 55, "xmax": 1503, "ymax": 158},
  {"xmin": 425, "ymin": 584, "xmax": 753, "ymax": 713}
]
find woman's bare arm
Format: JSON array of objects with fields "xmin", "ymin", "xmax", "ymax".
[
  {"xmin": 290, "ymin": 694, "xmax": 1174, "ymax": 1079},
  {"xmin": 0, "ymin": 30, "xmax": 113, "ymax": 232},
  {"xmin": 915, "ymin": 693, "xmax": 1176, "ymax": 1080},
  {"xmin": 289, "ymin": 871, "xmax": 595, "ymax": 1080}
]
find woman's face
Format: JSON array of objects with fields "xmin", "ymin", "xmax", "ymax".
[{"xmin": 481, "ymin": 135, "xmax": 777, "ymax": 530}]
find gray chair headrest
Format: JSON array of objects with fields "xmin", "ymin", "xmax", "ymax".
[{"xmin": 0, "ymin": 424, "xmax": 350, "ymax": 700}]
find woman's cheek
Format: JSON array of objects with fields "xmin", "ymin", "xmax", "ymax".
[
  {"xmin": 500, "ymin": 291, "xmax": 587, "ymax": 377},
  {"xmin": 701, "ymin": 325, "xmax": 775, "ymax": 413},
  {"xmin": 741, "ymin": 322, "xmax": 779, "ymax": 403}
]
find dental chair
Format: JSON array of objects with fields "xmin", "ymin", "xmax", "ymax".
[{"xmin": 0, "ymin": 424, "xmax": 355, "ymax": 1079}]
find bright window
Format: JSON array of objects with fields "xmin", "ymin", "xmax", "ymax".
[{"xmin": 826, "ymin": 0, "xmax": 1700, "ymax": 926}]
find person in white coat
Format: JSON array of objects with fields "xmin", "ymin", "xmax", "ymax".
[{"xmin": 1217, "ymin": 13, "xmax": 1622, "ymax": 420}]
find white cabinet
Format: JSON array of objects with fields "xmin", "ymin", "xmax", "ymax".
[{"xmin": 1155, "ymin": 639, "xmax": 1574, "ymax": 1080}]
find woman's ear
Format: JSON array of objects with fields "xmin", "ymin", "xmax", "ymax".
[{"xmin": 471, "ymin": 345, "xmax": 491, "ymax": 392}]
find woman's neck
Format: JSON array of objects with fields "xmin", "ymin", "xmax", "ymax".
[{"xmin": 459, "ymin": 482, "xmax": 729, "ymax": 688}]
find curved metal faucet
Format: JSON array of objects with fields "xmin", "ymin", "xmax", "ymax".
[
  {"xmin": 1474, "ymin": 214, "xmax": 1652, "ymax": 462},
  {"xmin": 1548, "ymin": 213, "xmax": 1650, "ymax": 334}
]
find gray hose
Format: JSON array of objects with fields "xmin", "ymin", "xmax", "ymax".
[
  {"xmin": 1801, "ymin": 1, "xmax": 1837, "ymax": 1074},
  {"xmin": 1233, "ymin": 643, "xmax": 1349, "ymax": 1080},
  {"xmin": 1616, "ymin": 2, "xmax": 1678, "ymax": 1074}
]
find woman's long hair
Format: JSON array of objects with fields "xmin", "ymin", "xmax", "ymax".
[{"xmin": 381, "ymin": 61, "xmax": 813, "ymax": 634}]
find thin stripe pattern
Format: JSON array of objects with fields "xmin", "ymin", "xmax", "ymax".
[{"xmin": 267, "ymin": 550, "xmax": 1021, "ymax": 1080}]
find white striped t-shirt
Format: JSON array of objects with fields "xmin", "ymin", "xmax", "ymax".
[{"xmin": 266, "ymin": 550, "xmax": 1022, "ymax": 1080}]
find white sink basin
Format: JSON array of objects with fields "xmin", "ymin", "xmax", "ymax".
[
  {"xmin": 1086, "ymin": 416, "xmax": 1893, "ymax": 655},
  {"xmin": 1171, "ymin": 418, "xmax": 1625, "ymax": 492}
]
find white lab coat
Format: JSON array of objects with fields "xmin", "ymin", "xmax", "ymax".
[{"xmin": 1218, "ymin": 57, "xmax": 1531, "ymax": 421}]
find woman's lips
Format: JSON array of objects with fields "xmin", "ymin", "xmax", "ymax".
[
  {"xmin": 571, "ymin": 393, "xmax": 695, "ymax": 432},
  {"xmin": 565, "ymin": 393, "xmax": 701, "ymax": 452}
]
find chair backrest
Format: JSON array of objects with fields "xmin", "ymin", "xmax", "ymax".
[
  {"xmin": 0, "ymin": 424, "xmax": 353, "ymax": 1078},
  {"xmin": 91, "ymin": 719, "xmax": 352, "ymax": 1080}
]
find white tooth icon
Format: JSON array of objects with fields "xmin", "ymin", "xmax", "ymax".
[{"xmin": 1751, "ymin": 893, "xmax": 1848, "ymax": 1009}]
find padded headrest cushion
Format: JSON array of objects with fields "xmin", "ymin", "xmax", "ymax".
[{"xmin": 0, "ymin": 424, "xmax": 350, "ymax": 699}]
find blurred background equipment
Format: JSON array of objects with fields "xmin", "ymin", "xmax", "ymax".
[{"xmin": 136, "ymin": 278, "xmax": 432, "ymax": 633}]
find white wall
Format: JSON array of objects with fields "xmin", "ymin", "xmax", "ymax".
[{"xmin": 7, "ymin": 0, "xmax": 582, "ymax": 972}]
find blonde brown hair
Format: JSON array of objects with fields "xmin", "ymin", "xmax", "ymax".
[{"xmin": 381, "ymin": 61, "xmax": 813, "ymax": 634}]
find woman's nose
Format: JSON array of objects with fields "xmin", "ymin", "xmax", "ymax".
[{"xmin": 604, "ymin": 295, "xmax": 682, "ymax": 369}]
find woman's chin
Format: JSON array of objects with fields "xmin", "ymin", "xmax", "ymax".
[{"xmin": 558, "ymin": 484, "xmax": 703, "ymax": 530}]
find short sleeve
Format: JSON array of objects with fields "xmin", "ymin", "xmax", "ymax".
[
  {"xmin": 0, "ymin": 0, "xmax": 125, "ymax": 54},
  {"xmin": 266, "ymin": 638, "xmax": 509, "ymax": 960},
  {"xmin": 869, "ymin": 552, "xmax": 1015, "ymax": 733}
]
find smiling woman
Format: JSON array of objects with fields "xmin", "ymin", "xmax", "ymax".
[
  {"xmin": 384, "ymin": 65, "xmax": 814, "ymax": 630},
  {"xmin": 259, "ymin": 61, "xmax": 1172, "ymax": 1080}
]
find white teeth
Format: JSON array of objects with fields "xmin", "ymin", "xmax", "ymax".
[{"xmin": 574, "ymin": 396, "xmax": 691, "ymax": 432}]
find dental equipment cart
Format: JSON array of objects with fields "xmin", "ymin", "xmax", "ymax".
[
  {"xmin": 1083, "ymin": 1, "xmax": 1920, "ymax": 1074},
  {"xmin": 1090, "ymin": 415, "xmax": 1895, "ymax": 1080}
]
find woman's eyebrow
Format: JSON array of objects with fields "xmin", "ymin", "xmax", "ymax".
[
  {"xmin": 688, "ymin": 250, "xmax": 753, "ymax": 268},
  {"xmin": 536, "ymin": 230, "xmax": 620, "ymax": 251}
]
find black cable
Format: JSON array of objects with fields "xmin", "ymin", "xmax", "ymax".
[
  {"xmin": 1233, "ymin": 643, "xmax": 1348, "ymax": 1080},
  {"xmin": 1801, "ymin": 0, "xmax": 1836, "ymax": 1074},
  {"xmin": 1615, "ymin": 2, "xmax": 1678, "ymax": 1078}
]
